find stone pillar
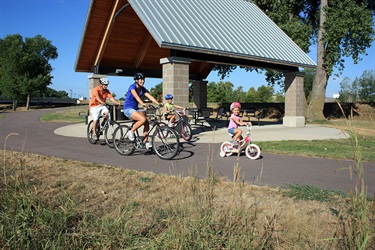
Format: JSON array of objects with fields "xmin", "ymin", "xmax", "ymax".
[
  {"xmin": 192, "ymin": 80, "xmax": 208, "ymax": 109},
  {"xmin": 283, "ymin": 71, "xmax": 305, "ymax": 127},
  {"xmin": 88, "ymin": 74, "xmax": 106, "ymax": 102},
  {"xmin": 160, "ymin": 57, "xmax": 191, "ymax": 108}
]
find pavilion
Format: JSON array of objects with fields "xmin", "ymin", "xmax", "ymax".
[{"xmin": 75, "ymin": 0, "xmax": 316, "ymax": 127}]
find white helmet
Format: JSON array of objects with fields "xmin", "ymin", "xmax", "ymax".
[{"xmin": 99, "ymin": 77, "xmax": 109, "ymax": 85}]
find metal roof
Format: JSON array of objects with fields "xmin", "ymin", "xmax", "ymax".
[{"xmin": 128, "ymin": 0, "xmax": 316, "ymax": 69}]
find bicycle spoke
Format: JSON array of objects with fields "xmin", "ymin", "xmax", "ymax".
[
  {"xmin": 113, "ymin": 125, "xmax": 135, "ymax": 155},
  {"xmin": 105, "ymin": 121, "xmax": 120, "ymax": 148},
  {"xmin": 152, "ymin": 126, "xmax": 179, "ymax": 160}
]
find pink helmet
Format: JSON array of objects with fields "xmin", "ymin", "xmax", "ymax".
[{"xmin": 230, "ymin": 102, "xmax": 241, "ymax": 111}]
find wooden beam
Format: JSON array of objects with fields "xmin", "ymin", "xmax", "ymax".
[
  {"xmin": 94, "ymin": 0, "xmax": 120, "ymax": 67},
  {"xmin": 133, "ymin": 33, "xmax": 153, "ymax": 68}
]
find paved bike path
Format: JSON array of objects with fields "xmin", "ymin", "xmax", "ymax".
[{"xmin": 1, "ymin": 107, "xmax": 374, "ymax": 195}]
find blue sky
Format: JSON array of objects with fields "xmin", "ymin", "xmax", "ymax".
[{"xmin": 1, "ymin": 0, "xmax": 374, "ymax": 99}]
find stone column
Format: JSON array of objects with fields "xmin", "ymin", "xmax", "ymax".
[
  {"xmin": 283, "ymin": 71, "xmax": 305, "ymax": 127},
  {"xmin": 160, "ymin": 57, "xmax": 191, "ymax": 108},
  {"xmin": 192, "ymin": 80, "xmax": 208, "ymax": 109},
  {"xmin": 88, "ymin": 74, "xmax": 106, "ymax": 102}
]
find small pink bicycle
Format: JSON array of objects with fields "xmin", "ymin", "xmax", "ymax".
[{"xmin": 219, "ymin": 124, "xmax": 261, "ymax": 160}]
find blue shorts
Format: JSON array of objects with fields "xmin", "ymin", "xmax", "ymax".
[
  {"xmin": 123, "ymin": 108, "xmax": 137, "ymax": 119},
  {"xmin": 228, "ymin": 128, "xmax": 235, "ymax": 134}
]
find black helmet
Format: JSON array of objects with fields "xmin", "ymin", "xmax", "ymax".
[{"xmin": 134, "ymin": 72, "xmax": 145, "ymax": 80}]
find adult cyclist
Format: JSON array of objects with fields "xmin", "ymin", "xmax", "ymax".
[
  {"xmin": 89, "ymin": 77, "xmax": 120, "ymax": 141},
  {"xmin": 123, "ymin": 73, "xmax": 162, "ymax": 149}
]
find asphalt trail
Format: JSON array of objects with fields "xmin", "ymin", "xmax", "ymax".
[{"xmin": 1, "ymin": 107, "xmax": 374, "ymax": 195}]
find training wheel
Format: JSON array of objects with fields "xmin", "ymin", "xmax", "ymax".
[{"xmin": 220, "ymin": 151, "xmax": 226, "ymax": 157}]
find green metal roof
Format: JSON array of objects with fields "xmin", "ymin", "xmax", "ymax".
[{"xmin": 128, "ymin": 0, "xmax": 316, "ymax": 69}]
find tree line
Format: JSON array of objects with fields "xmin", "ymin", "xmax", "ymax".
[{"xmin": 1, "ymin": 1, "xmax": 374, "ymax": 117}]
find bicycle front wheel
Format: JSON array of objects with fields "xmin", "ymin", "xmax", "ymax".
[
  {"xmin": 87, "ymin": 120, "xmax": 99, "ymax": 144},
  {"xmin": 245, "ymin": 144, "xmax": 261, "ymax": 160},
  {"xmin": 104, "ymin": 121, "xmax": 120, "ymax": 148},
  {"xmin": 113, "ymin": 125, "xmax": 135, "ymax": 156},
  {"xmin": 152, "ymin": 126, "xmax": 180, "ymax": 160},
  {"xmin": 180, "ymin": 122, "xmax": 192, "ymax": 141}
]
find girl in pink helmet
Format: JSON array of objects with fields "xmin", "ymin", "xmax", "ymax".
[{"xmin": 228, "ymin": 102, "xmax": 251, "ymax": 148}]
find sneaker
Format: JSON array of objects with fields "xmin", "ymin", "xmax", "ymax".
[
  {"xmin": 232, "ymin": 141, "xmax": 239, "ymax": 149},
  {"xmin": 127, "ymin": 131, "xmax": 135, "ymax": 141},
  {"xmin": 145, "ymin": 142, "xmax": 152, "ymax": 149},
  {"xmin": 168, "ymin": 123, "xmax": 173, "ymax": 128},
  {"xmin": 93, "ymin": 134, "xmax": 99, "ymax": 141}
]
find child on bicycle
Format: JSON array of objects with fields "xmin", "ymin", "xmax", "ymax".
[
  {"xmin": 228, "ymin": 102, "xmax": 251, "ymax": 149},
  {"xmin": 89, "ymin": 77, "xmax": 121, "ymax": 141},
  {"xmin": 123, "ymin": 73, "xmax": 163, "ymax": 149},
  {"xmin": 164, "ymin": 94, "xmax": 184, "ymax": 127}
]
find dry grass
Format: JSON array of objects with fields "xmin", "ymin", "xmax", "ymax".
[
  {"xmin": 2, "ymin": 149, "xmax": 354, "ymax": 248},
  {"xmin": 316, "ymin": 104, "xmax": 375, "ymax": 136}
]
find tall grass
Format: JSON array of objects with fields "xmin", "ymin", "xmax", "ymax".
[
  {"xmin": 331, "ymin": 104, "xmax": 374, "ymax": 249},
  {"xmin": 0, "ymin": 147, "xmax": 279, "ymax": 249}
]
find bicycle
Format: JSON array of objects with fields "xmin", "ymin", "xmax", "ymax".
[
  {"xmin": 164, "ymin": 108, "xmax": 192, "ymax": 141},
  {"xmin": 113, "ymin": 105, "xmax": 180, "ymax": 160},
  {"xmin": 87, "ymin": 104, "xmax": 121, "ymax": 148},
  {"xmin": 219, "ymin": 124, "xmax": 261, "ymax": 160}
]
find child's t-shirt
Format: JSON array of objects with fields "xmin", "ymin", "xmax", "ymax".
[
  {"xmin": 164, "ymin": 102, "xmax": 174, "ymax": 115},
  {"xmin": 228, "ymin": 113, "xmax": 240, "ymax": 129}
]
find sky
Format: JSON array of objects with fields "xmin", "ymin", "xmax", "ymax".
[{"xmin": 1, "ymin": 0, "xmax": 374, "ymax": 99}]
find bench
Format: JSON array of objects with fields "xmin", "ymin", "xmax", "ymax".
[
  {"xmin": 242, "ymin": 108, "xmax": 256, "ymax": 122},
  {"xmin": 242, "ymin": 108, "xmax": 268, "ymax": 125},
  {"xmin": 193, "ymin": 108, "xmax": 213, "ymax": 131}
]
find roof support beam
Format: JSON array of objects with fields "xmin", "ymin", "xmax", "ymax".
[
  {"xmin": 133, "ymin": 33, "xmax": 152, "ymax": 68},
  {"xmin": 94, "ymin": 0, "xmax": 121, "ymax": 67}
]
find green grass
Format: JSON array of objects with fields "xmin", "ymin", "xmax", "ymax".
[
  {"xmin": 258, "ymin": 135, "xmax": 375, "ymax": 162},
  {"xmin": 283, "ymin": 183, "xmax": 346, "ymax": 202},
  {"xmin": 40, "ymin": 106, "xmax": 89, "ymax": 123}
]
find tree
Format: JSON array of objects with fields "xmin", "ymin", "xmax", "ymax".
[
  {"xmin": 211, "ymin": 0, "xmax": 374, "ymax": 121},
  {"xmin": 256, "ymin": 85, "xmax": 274, "ymax": 102},
  {"xmin": 306, "ymin": 0, "xmax": 374, "ymax": 121},
  {"xmin": 0, "ymin": 34, "xmax": 58, "ymax": 110},
  {"xmin": 149, "ymin": 82, "xmax": 163, "ymax": 102},
  {"xmin": 358, "ymin": 70, "xmax": 375, "ymax": 102},
  {"xmin": 302, "ymin": 68, "xmax": 316, "ymax": 101},
  {"xmin": 44, "ymin": 87, "xmax": 69, "ymax": 98},
  {"xmin": 339, "ymin": 77, "xmax": 359, "ymax": 102},
  {"xmin": 339, "ymin": 70, "xmax": 375, "ymax": 102}
]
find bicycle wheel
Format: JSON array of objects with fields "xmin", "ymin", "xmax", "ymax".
[
  {"xmin": 180, "ymin": 122, "xmax": 192, "ymax": 141},
  {"xmin": 104, "ymin": 120, "xmax": 120, "ymax": 148},
  {"xmin": 220, "ymin": 141, "xmax": 233, "ymax": 157},
  {"xmin": 245, "ymin": 144, "xmax": 261, "ymax": 160},
  {"xmin": 113, "ymin": 125, "xmax": 135, "ymax": 156},
  {"xmin": 152, "ymin": 126, "xmax": 180, "ymax": 160},
  {"xmin": 87, "ymin": 120, "xmax": 99, "ymax": 144},
  {"xmin": 154, "ymin": 121, "xmax": 170, "ymax": 139}
]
